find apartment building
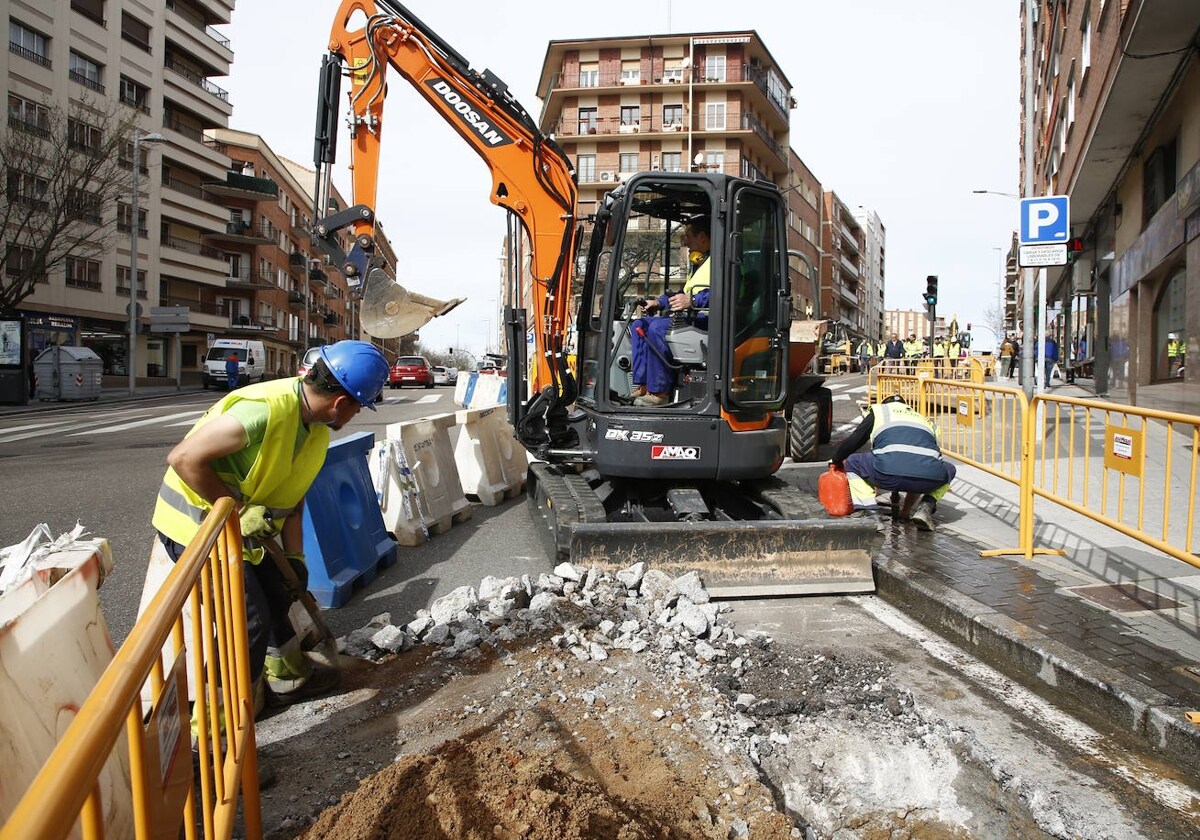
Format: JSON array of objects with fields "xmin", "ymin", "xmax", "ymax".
[
  {"xmin": 785, "ymin": 148, "xmax": 822, "ymax": 319},
  {"xmin": 6, "ymin": 0, "xmax": 236, "ymax": 378},
  {"xmin": 820, "ymin": 190, "xmax": 865, "ymax": 337},
  {"xmin": 885, "ymin": 309, "xmax": 946, "ymax": 343},
  {"xmin": 1021, "ymin": 0, "xmax": 1200, "ymax": 397},
  {"xmin": 536, "ymin": 31, "xmax": 794, "ymax": 216},
  {"xmin": 198, "ymin": 128, "xmax": 367, "ymax": 377},
  {"xmin": 853, "ymin": 207, "xmax": 886, "ymax": 343}
]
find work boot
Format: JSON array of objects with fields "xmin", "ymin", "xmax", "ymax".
[
  {"xmin": 910, "ymin": 499, "xmax": 936, "ymax": 532},
  {"xmin": 265, "ymin": 637, "xmax": 341, "ymax": 703},
  {"xmin": 629, "ymin": 386, "xmax": 647, "ymax": 398},
  {"xmin": 633, "ymin": 392, "xmax": 670, "ymax": 406}
]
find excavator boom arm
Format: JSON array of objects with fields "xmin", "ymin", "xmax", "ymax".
[{"xmin": 316, "ymin": 0, "xmax": 579, "ymax": 445}]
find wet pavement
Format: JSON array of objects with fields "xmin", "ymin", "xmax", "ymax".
[{"xmin": 869, "ymin": 450, "xmax": 1200, "ymax": 777}]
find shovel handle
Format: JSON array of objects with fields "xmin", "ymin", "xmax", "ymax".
[{"xmin": 262, "ymin": 541, "xmax": 336, "ymax": 645}]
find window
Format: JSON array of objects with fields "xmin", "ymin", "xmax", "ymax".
[
  {"xmin": 663, "ymin": 65, "xmax": 684, "ymax": 83},
  {"xmin": 7, "ymin": 171, "xmax": 49, "ymax": 210},
  {"xmin": 619, "ymin": 152, "xmax": 638, "ymax": 173},
  {"xmin": 578, "ymin": 63, "xmax": 598, "ymax": 87},
  {"xmin": 10, "ymin": 21, "xmax": 50, "ymax": 67},
  {"xmin": 619, "ymin": 105, "xmax": 640, "ymax": 128},
  {"xmin": 620, "ymin": 60, "xmax": 640, "ymax": 85},
  {"xmin": 577, "ymin": 106, "xmax": 598, "ymax": 135},
  {"xmin": 68, "ymin": 188, "xmax": 102, "ymax": 224},
  {"xmin": 119, "ymin": 140, "xmax": 150, "ymax": 173},
  {"xmin": 66, "ymin": 257, "xmax": 102, "ymax": 291},
  {"xmin": 119, "ymin": 76, "xmax": 150, "ymax": 113},
  {"xmin": 1142, "ymin": 137, "xmax": 1178, "ymax": 223},
  {"xmin": 120, "ymin": 12, "xmax": 151, "ymax": 52},
  {"xmin": 69, "ymin": 51, "xmax": 104, "ymax": 92},
  {"xmin": 704, "ymin": 102, "xmax": 726, "ymax": 130},
  {"xmin": 705, "ymin": 151, "xmax": 725, "ymax": 174},
  {"xmin": 116, "ymin": 266, "xmax": 147, "ymax": 298},
  {"xmin": 1066, "ymin": 71, "xmax": 1075, "ymax": 126},
  {"xmin": 68, "ymin": 118, "xmax": 102, "ymax": 153},
  {"xmin": 662, "ymin": 104, "xmax": 683, "ymax": 128},
  {"xmin": 576, "ymin": 154, "xmax": 596, "ymax": 182},
  {"xmin": 5, "ymin": 244, "xmax": 44, "ymax": 282},
  {"xmin": 704, "ymin": 54, "xmax": 726, "ymax": 82},
  {"xmin": 7, "ymin": 94, "xmax": 50, "ymax": 136},
  {"xmin": 1081, "ymin": 12, "xmax": 1091, "ymax": 72},
  {"xmin": 118, "ymin": 203, "xmax": 148, "ymax": 236},
  {"xmin": 661, "ymin": 151, "xmax": 682, "ymax": 173},
  {"xmin": 71, "ymin": 0, "xmax": 106, "ymax": 25}
]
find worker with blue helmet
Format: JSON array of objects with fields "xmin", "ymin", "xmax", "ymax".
[{"xmin": 152, "ymin": 339, "xmax": 389, "ymax": 726}]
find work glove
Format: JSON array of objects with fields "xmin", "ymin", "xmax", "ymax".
[
  {"xmin": 239, "ymin": 504, "xmax": 281, "ymax": 539},
  {"xmin": 284, "ymin": 552, "xmax": 308, "ymax": 595}
]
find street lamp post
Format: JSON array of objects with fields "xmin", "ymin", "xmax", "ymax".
[
  {"xmin": 992, "ymin": 246, "xmax": 1004, "ymax": 335},
  {"xmin": 128, "ymin": 130, "xmax": 166, "ymax": 396}
]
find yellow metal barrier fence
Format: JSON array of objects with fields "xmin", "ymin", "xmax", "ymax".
[
  {"xmin": 1028, "ymin": 394, "xmax": 1200, "ymax": 569},
  {"xmin": 1, "ymin": 498, "xmax": 263, "ymax": 840}
]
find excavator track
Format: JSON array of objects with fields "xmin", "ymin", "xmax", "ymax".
[{"xmin": 528, "ymin": 463, "xmax": 877, "ymax": 598}]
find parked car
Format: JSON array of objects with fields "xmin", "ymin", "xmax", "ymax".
[
  {"xmin": 389, "ymin": 355, "xmax": 434, "ymax": 388},
  {"xmin": 298, "ymin": 346, "xmax": 323, "ymax": 378},
  {"xmin": 431, "ymin": 365, "xmax": 450, "ymax": 386},
  {"xmin": 445, "ymin": 366, "xmax": 459, "ymax": 385}
]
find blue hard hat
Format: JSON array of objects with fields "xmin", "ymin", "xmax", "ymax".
[{"xmin": 317, "ymin": 340, "xmax": 389, "ymax": 410}]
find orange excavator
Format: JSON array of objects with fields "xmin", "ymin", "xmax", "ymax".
[{"xmin": 312, "ymin": 0, "xmax": 874, "ymax": 595}]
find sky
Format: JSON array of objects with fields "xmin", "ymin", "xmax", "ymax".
[{"xmin": 220, "ymin": 1, "xmax": 1019, "ymax": 354}]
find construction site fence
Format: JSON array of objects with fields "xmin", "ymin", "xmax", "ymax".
[
  {"xmin": 870, "ymin": 373, "xmax": 1200, "ymax": 569},
  {"xmin": 1, "ymin": 498, "xmax": 263, "ymax": 840}
]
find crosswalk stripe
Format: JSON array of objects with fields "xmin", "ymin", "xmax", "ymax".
[
  {"xmin": 0, "ymin": 420, "xmax": 73, "ymax": 437},
  {"xmin": 415, "ymin": 394, "xmax": 441, "ymax": 405},
  {"xmin": 0, "ymin": 418, "xmax": 140, "ymax": 443},
  {"xmin": 70, "ymin": 410, "xmax": 205, "ymax": 436}
]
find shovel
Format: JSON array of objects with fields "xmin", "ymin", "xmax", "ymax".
[{"xmin": 262, "ymin": 541, "xmax": 374, "ymax": 672}]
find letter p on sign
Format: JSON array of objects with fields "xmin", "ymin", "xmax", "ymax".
[{"xmin": 1019, "ymin": 195, "xmax": 1070, "ymax": 244}]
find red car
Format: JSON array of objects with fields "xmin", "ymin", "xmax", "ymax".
[{"xmin": 389, "ymin": 355, "xmax": 434, "ymax": 388}]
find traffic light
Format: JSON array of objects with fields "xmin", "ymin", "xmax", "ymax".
[
  {"xmin": 1066, "ymin": 237, "xmax": 1085, "ymax": 263},
  {"xmin": 924, "ymin": 275, "xmax": 939, "ymax": 307}
]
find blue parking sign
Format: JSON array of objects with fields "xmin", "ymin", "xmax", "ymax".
[{"xmin": 1020, "ymin": 195, "xmax": 1070, "ymax": 244}]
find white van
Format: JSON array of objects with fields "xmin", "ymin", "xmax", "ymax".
[{"xmin": 202, "ymin": 338, "xmax": 266, "ymax": 390}]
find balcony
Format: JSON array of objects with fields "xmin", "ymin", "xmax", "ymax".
[
  {"xmin": 288, "ymin": 251, "xmax": 305, "ymax": 266},
  {"xmin": 201, "ymin": 170, "xmax": 279, "ymax": 199},
  {"xmin": 69, "ymin": 70, "xmax": 105, "ymax": 94},
  {"xmin": 839, "ymin": 254, "xmax": 860, "ymax": 278},
  {"xmin": 229, "ymin": 314, "xmax": 275, "ymax": 331},
  {"xmin": 224, "ymin": 268, "xmax": 275, "ymax": 290},
  {"xmin": 10, "ymin": 43, "xmax": 52, "ymax": 69},
  {"xmin": 203, "ymin": 218, "xmax": 277, "ymax": 245},
  {"xmin": 308, "ymin": 268, "xmax": 327, "ymax": 283},
  {"xmin": 287, "ymin": 291, "xmax": 305, "ymax": 307},
  {"xmin": 838, "ymin": 283, "xmax": 859, "ymax": 306},
  {"xmin": 161, "ymin": 173, "xmax": 207, "ymax": 200},
  {"xmin": 323, "ymin": 283, "xmax": 339, "ymax": 299},
  {"xmin": 7, "ymin": 116, "xmax": 51, "ymax": 139},
  {"xmin": 323, "ymin": 313, "xmax": 338, "ymax": 326},
  {"xmin": 161, "ymin": 234, "xmax": 223, "ymax": 260},
  {"xmin": 164, "ymin": 56, "xmax": 229, "ymax": 102},
  {"xmin": 740, "ymin": 113, "xmax": 785, "ymax": 163}
]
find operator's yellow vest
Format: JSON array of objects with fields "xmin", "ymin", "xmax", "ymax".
[
  {"xmin": 152, "ymin": 379, "xmax": 330, "ymax": 547},
  {"xmin": 685, "ymin": 256, "xmax": 710, "ymax": 296}
]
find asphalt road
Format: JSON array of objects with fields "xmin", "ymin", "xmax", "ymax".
[{"xmin": 0, "ymin": 375, "xmax": 870, "ymax": 644}]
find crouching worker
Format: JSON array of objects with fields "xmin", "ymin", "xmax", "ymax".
[
  {"xmin": 152, "ymin": 340, "xmax": 389, "ymax": 706},
  {"xmin": 830, "ymin": 394, "xmax": 956, "ymax": 531}
]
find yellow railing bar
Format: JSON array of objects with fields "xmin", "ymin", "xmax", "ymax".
[{"xmin": 0, "ymin": 498, "xmax": 261, "ymax": 840}]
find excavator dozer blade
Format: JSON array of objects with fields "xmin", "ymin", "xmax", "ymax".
[
  {"xmin": 566, "ymin": 520, "xmax": 876, "ymax": 598},
  {"xmin": 359, "ymin": 267, "xmax": 465, "ymax": 339}
]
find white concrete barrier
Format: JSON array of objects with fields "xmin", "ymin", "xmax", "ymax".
[
  {"xmin": 454, "ymin": 372, "xmax": 507, "ymax": 409},
  {"xmin": 380, "ymin": 414, "xmax": 473, "ymax": 544},
  {"xmin": 453, "ymin": 405, "xmax": 529, "ymax": 505}
]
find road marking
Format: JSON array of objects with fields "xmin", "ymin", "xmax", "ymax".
[
  {"xmin": 415, "ymin": 394, "xmax": 441, "ymax": 405},
  {"xmin": 69, "ymin": 410, "xmax": 205, "ymax": 436},
  {"xmin": 0, "ymin": 418, "xmax": 144, "ymax": 443},
  {"xmin": 0, "ymin": 420, "xmax": 74, "ymax": 437},
  {"xmin": 858, "ymin": 598, "xmax": 1200, "ymax": 817}
]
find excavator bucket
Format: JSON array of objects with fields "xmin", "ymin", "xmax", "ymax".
[
  {"xmin": 527, "ymin": 464, "xmax": 877, "ymax": 598},
  {"xmin": 359, "ymin": 268, "xmax": 465, "ymax": 339},
  {"xmin": 567, "ymin": 520, "xmax": 877, "ymax": 597}
]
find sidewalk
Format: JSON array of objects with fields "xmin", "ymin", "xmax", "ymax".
[
  {"xmin": 866, "ymin": 433, "xmax": 1200, "ymax": 775},
  {"xmin": 0, "ymin": 383, "xmax": 207, "ymax": 417}
]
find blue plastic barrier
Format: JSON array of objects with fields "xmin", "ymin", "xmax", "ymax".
[
  {"xmin": 459, "ymin": 373, "xmax": 478, "ymax": 408},
  {"xmin": 302, "ymin": 431, "xmax": 398, "ymax": 608}
]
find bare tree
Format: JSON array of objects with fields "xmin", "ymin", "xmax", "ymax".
[{"xmin": 0, "ymin": 96, "xmax": 141, "ymax": 315}]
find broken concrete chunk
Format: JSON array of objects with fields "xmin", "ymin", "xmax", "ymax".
[
  {"xmin": 528, "ymin": 592, "xmax": 564, "ymax": 613},
  {"xmin": 371, "ymin": 624, "xmax": 406, "ymax": 653},
  {"xmin": 639, "ymin": 569, "xmax": 678, "ymax": 604},
  {"xmin": 367, "ymin": 612, "xmax": 392, "ymax": 628},
  {"xmin": 405, "ymin": 614, "xmax": 433, "ymax": 639},
  {"xmin": 425, "ymin": 624, "xmax": 451, "ymax": 646},
  {"xmin": 535, "ymin": 573, "xmax": 565, "ymax": 593},
  {"xmin": 673, "ymin": 570, "xmax": 710, "ymax": 604},
  {"xmin": 453, "ymin": 630, "xmax": 482, "ymax": 652},
  {"xmin": 588, "ymin": 642, "xmax": 609, "ymax": 662},
  {"xmin": 675, "ymin": 602, "xmax": 711, "ymax": 638},
  {"xmin": 615, "ymin": 561, "xmax": 647, "ymax": 589},
  {"xmin": 429, "ymin": 586, "xmax": 478, "ymax": 625},
  {"xmin": 553, "ymin": 561, "xmax": 584, "ymax": 581}
]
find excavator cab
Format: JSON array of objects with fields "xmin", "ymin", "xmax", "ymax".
[{"xmin": 570, "ymin": 173, "xmax": 792, "ymax": 481}]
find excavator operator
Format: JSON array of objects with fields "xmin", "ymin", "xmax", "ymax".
[{"xmin": 629, "ymin": 215, "xmax": 711, "ymax": 406}]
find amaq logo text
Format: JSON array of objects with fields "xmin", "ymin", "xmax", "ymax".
[
  {"xmin": 651, "ymin": 445, "xmax": 701, "ymax": 460},
  {"xmin": 426, "ymin": 79, "xmax": 514, "ymax": 147}
]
